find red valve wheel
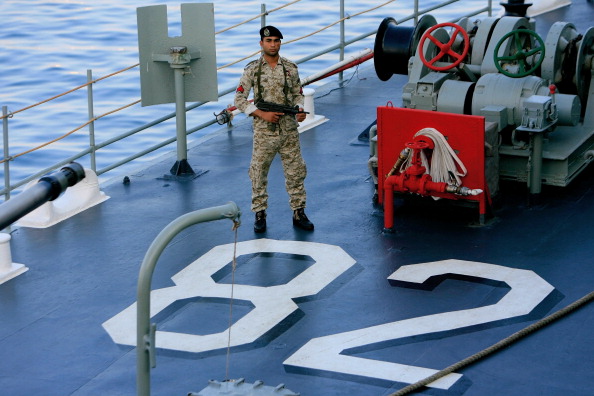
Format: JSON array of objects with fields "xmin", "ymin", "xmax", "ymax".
[{"xmin": 418, "ymin": 22, "xmax": 470, "ymax": 71}]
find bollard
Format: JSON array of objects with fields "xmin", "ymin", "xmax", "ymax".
[
  {"xmin": 303, "ymin": 88, "xmax": 316, "ymax": 121},
  {"xmin": 297, "ymin": 88, "xmax": 329, "ymax": 133},
  {"xmin": 0, "ymin": 233, "xmax": 28, "ymax": 285}
]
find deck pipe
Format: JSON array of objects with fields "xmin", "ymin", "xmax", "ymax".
[
  {"xmin": 0, "ymin": 162, "xmax": 85, "ymax": 230},
  {"xmin": 136, "ymin": 202, "xmax": 241, "ymax": 396}
]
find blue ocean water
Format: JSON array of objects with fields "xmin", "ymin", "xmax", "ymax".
[{"xmin": 0, "ymin": 0, "xmax": 491, "ymax": 183}]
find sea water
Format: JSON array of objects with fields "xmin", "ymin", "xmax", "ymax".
[{"xmin": 0, "ymin": 0, "xmax": 490, "ymax": 183}]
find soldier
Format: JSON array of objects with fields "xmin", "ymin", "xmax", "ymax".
[{"xmin": 234, "ymin": 25, "xmax": 314, "ymax": 233}]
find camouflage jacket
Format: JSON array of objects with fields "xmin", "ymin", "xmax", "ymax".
[{"xmin": 234, "ymin": 56, "xmax": 304, "ymax": 131}]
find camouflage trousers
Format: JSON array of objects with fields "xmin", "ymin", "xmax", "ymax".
[{"xmin": 249, "ymin": 123, "xmax": 307, "ymax": 212}]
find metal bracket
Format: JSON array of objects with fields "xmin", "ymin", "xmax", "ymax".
[{"xmin": 144, "ymin": 323, "xmax": 157, "ymax": 369}]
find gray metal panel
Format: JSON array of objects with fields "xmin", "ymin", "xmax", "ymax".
[
  {"xmin": 137, "ymin": 3, "xmax": 218, "ymax": 106},
  {"xmin": 498, "ymin": 125, "xmax": 594, "ymax": 186}
]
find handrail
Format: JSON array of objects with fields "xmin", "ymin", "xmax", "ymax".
[
  {"xmin": 0, "ymin": 100, "xmax": 142, "ymax": 165},
  {"xmin": 0, "ymin": 0, "xmax": 493, "ymax": 199}
]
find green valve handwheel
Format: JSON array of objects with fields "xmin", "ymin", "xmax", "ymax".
[{"xmin": 494, "ymin": 29, "xmax": 545, "ymax": 78}]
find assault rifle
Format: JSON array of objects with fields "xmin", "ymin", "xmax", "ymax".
[{"xmin": 256, "ymin": 101, "xmax": 309, "ymax": 116}]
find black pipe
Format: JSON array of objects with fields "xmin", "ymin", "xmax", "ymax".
[{"xmin": 0, "ymin": 162, "xmax": 86, "ymax": 229}]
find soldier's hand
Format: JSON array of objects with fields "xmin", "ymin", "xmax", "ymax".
[
  {"xmin": 268, "ymin": 111, "xmax": 284, "ymax": 124},
  {"xmin": 254, "ymin": 110, "xmax": 284, "ymax": 123},
  {"xmin": 296, "ymin": 108, "xmax": 306, "ymax": 123}
]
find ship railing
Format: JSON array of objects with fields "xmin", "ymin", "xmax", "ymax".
[{"xmin": 0, "ymin": 0, "xmax": 492, "ymax": 202}]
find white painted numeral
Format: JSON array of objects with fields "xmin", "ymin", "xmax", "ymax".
[
  {"xmin": 102, "ymin": 239, "xmax": 356, "ymax": 353},
  {"xmin": 283, "ymin": 259, "xmax": 554, "ymax": 390},
  {"xmin": 103, "ymin": 241, "xmax": 554, "ymax": 390}
]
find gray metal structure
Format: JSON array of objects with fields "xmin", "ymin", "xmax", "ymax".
[
  {"xmin": 190, "ymin": 378, "xmax": 299, "ymax": 396},
  {"xmin": 137, "ymin": 3, "xmax": 218, "ymax": 106},
  {"xmin": 374, "ymin": 14, "xmax": 594, "ymax": 197},
  {"xmin": 137, "ymin": 3, "xmax": 218, "ymax": 176}
]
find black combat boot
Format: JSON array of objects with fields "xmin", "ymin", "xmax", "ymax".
[
  {"xmin": 293, "ymin": 208, "xmax": 314, "ymax": 231},
  {"xmin": 254, "ymin": 210, "xmax": 266, "ymax": 233}
]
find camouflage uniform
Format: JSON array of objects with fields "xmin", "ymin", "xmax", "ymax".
[{"xmin": 234, "ymin": 56, "xmax": 307, "ymax": 213}]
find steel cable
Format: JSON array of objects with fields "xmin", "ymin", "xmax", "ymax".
[{"xmin": 225, "ymin": 220, "xmax": 241, "ymax": 380}]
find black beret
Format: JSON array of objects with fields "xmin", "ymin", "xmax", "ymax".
[{"xmin": 260, "ymin": 25, "xmax": 283, "ymax": 40}]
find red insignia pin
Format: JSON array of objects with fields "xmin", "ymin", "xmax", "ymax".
[{"xmin": 236, "ymin": 85, "xmax": 245, "ymax": 93}]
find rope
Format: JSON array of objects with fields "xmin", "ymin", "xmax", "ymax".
[
  {"xmin": 389, "ymin": 289, "xmax": 594, "ymax": 396},
  {"xmin": 225, "ymin": 220, "xmax": 241, "ymax": 380},
  {"xmin": 283, "ymin": 0, "xmax": 397, "ymax": 45},
  {"xmin": 403, "ymin": 128, "xmax": 467, "ymax": 185},
  {"xmin": 0, "ymin": 63, "xmax": 139, "ymax": 121},
  {"xmin": 215, "ymin": 0, "xmax": 303, "ymax": 34},
  {"xmin": 218, "ymin": 50, "xmax": 263, "ymax": 70}
]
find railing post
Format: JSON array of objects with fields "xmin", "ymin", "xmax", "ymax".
[
  {"xmin": 87, "ymin": 69, "xmax": 97, "ymax": 172},
  {"xmin": 261, "ymin": 3, "xmax": 267, "ymax": 28},
  {"xmin": 339, "ymin": 0, "xmax": 345, "ymax": 84},
  {"xmin": 414, "ymin": 0, "xmax": 419, "ymax": 24},
  {"xmin": 488, "ymin": 0, "xmax": 493, "ymax": 16},
  {"xmin": 2, "ymin": 106, "xmax": 10, "ymax": 203}
]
